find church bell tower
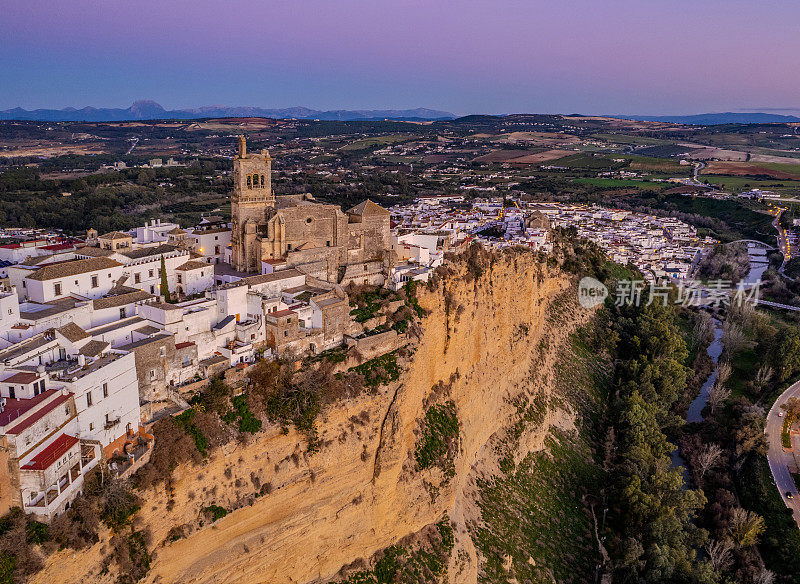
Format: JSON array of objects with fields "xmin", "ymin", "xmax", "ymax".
[{"xmin": 231, "ymin": 136, "xmax": 274, "ymax": 272}]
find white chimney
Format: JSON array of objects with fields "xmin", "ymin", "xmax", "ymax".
[{"xmin": 77, "ymin": 354, "xmax": 86, "ymax": 367}]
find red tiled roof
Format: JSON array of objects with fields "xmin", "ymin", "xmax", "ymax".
[
  {"xmin": 270, "ymin": 309, "xmax": 295, "ymax": 318},
  {"xmin": 21, "ymin": 434, "xmax": 79, "ymax": 471},
  {"xmin": 3, "ymin": 391, "xmax": 73, "ymax": 434},
  {"xmin": 41, "ymin": 243, "xmax": 77, "ymax": 251},
  {"xmin": 1, "ymin": 372, "xmax": 39, "ymax": 385},
  {"xmin": 175, "ymin": 341, "xmax": 195, "ymax": 349}
]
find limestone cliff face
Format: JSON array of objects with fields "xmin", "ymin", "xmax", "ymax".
[{"xmin": 34, "ymin": 252, "xmax": 590, "ymax": 584}]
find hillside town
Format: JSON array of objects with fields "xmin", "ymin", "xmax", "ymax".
[{"xmin": 0, "ymin": 138, "xmax": 716, "ymax": 523}]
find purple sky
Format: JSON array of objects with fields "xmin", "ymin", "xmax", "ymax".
[{"xmin": 2, "ymin": 0, "xmax": 799, "ymax": 115}]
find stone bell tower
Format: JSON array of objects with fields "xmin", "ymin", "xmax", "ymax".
[{"xmin": 231, "ymin": 136, "xmax": 275, "ymax": 272}]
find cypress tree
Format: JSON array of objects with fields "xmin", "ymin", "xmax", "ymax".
[{"xmin": 160, "ymin": 255, "xmax": 171, "ymax": 303}]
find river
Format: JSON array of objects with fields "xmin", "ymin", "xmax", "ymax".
[{"xmin": 671, "ymin": 244, "xmax": 767, "ymax": 480}]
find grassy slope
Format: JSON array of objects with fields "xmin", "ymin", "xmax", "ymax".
[{"xmin": 472, "ymin": 314, "xmax": 610, "ymax": 584}]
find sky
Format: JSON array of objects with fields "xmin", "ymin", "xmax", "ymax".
[{"xmin": 2, "ymin": 0, "xmax": 800, "ymax": 116}]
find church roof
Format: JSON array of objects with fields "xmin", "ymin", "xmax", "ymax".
[
  {"xmin": 98, "ymin": 231, "xmax": 131, "ymax": 240},
  {"xmin": 347, "ymin": 200, "xmax": 390, "ymax": 216}
]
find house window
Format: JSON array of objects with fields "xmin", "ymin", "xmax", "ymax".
[
  {"xmin": 150, "ymin": 285, "xmax": 155, "ymax": 294},
  {"xmin": 160, "ymin": 346, "xmax": 166, "ymax": 358},
  {"xmin": 134, "ymin": 273, "xmax": 141, "ymax": 284},
  {"xmin": 8, "ymin": 386, "xmax": 15, "ymax": 399},
  {"xmin": 119, "ymin": 307, "xmax": 126, "ymax": 319},
  {"xmin": 54, "ymin": 282, "xmax": 62, "ymax": 296},
  {"xmin": 149, "ymin": 369, "xmax": 156, "ymax": 379},
  {"xmin": 64, "ymin": 405, "xmax": 70, "ymax": 416},
  {"xmin": 91, "ymin": 275, "xmax": 98, "ymax": 288},
  {"xmin": 149, "ymin": 270, "xmax": 154, "ymax": 278},
  {"xmin": 86, "ymin": 391, "xmax": 92, "ymax": 407},
  {"xmin": 89, "ymin": 422, "xmax": 93, "ymax": 431},
  {"xmin": 102, "ymin": 383, "xmax": 108, "ymax": 398},
  {"xmin": 177, "ymin": 275, "xmax": 182, "ymax": 284},
  {"xmin": 283, "ymin": 331, "xmax": 288, "ymax": 337}
]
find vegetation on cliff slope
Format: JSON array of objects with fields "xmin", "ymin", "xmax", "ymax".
[
  {"xmin": 472, "ymin": 295, "xmax": 612, "ymax": 584},
  {"xmin": 414, "ymin": 401, "xmax": 460, "ymax": 480},
  {"xmin": 336, "ymin": 519, "xmax": 454, "ymax": 584}
]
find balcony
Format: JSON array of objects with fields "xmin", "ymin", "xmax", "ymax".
[
  {"xmin": 104, "ymin": 416, "xmax": 121, "ymax": 430},
  {"xmin": 81, "ymin": 444, "xmax": 96, "ymax": 467}
]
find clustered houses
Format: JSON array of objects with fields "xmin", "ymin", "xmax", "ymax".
[
  {"xmin": 0, "ymin": 141, "xmax": 397, "ymax": 521},
  {"xmin": 538, "ymin": 203, "xmax": 712, "ymax": 282},
  {"xmin": 0, "ymin": 323, "xmax": 140, "ymax": 521},
  {"xmin": 389, "ymin": 196, "xmax": 712, "ymax": 284}
]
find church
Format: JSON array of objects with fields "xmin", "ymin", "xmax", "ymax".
[{"xmin": 230, "ymin": 136, "xmax": 392, "ymax": 286}]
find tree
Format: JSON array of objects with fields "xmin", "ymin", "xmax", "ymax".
[
  {"xmin": 704, "ymin": 538, "xmax": 734, "ymax": 572},
  {"xmin": 722, "ymin": 321, "xmax": 747, "ymax": 359},
  {"xmin": 734, "ymin": 402, "xmax": 767, "ymax": 458},
  {"xmin": 159, "ymin": 255, "xmax": 171, "ymax": 303},
  {"xmin": 753, "ymin": 569, "xmax": 776, "ymax": 584},
  {"xmin": 695, "ymin": 443, "xmax": 724, "ymax": 480},
  {"xmin": 716, "ymin": 361, "xmax": 732, "ymax": 387},
  {"xmin": 707, "ymin": 382, "xmax": 731, "ymax": 415},
  {"xmin": 692, "ymin": 311, "xmax": 714, "ymax": 347},
  {"xmin": 728, "ymin": 508, "xmax": 765, "ymax": 547},
  {"xmin": 773, "ymin": 328, "xmax": 800, "ymax": 382},
  {"xmin": 751, "ymin": 364, "xmax": 773, "ymax": 395}
]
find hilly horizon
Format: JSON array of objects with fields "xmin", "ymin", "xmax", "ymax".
[
  {"xmin": 614, "ymin": 111, "xmax": 800, "ymax": 125},
  {"xmin": 2, "ymin": 101, "xmax": 800, "ymax": 126},
  {"xmin": 0, "ymin": 100, "xmax": 456, "ymax": 122}
]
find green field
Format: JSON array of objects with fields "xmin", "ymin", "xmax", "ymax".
[
  {"xmin": 700, "ymin": 174, "xmax": 800, "ymax": 193},
  {"xmin": 574, "ymin": 177, "xmax": 668, "ymax": 189},
  {"xmin": 339, "ymin": 133, "xmax": 415, "ymax": 151}
]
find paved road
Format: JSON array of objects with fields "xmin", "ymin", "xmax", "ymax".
[{"xmin": 765, "ymin": 379, "xmax": 800, "ymax": 524}]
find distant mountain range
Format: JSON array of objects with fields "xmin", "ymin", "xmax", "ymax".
[
  {"xmin": 0, "ymin": 100, "xmax": 455, "ymax": 122},
  {"xmin": 3, "ymin": 101, "xmax": 799, "ymax": 126},
  {"xmin": 615, "ymin": 112, "xmax": 800, "ymax": 125}
]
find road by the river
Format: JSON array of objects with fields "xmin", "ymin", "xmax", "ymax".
[{"xmin": 766, "ymin": 379, "xmax": 800, "ymax": 525}]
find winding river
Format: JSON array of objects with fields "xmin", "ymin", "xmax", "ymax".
[{"xmin": 671, "ymin": 244, "xmax": 768, "ymax": 479}]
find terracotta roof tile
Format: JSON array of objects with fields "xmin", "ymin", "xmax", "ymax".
[{"xmin": 26, "ymin": 257, "xmax": 122, "ymax": 281}]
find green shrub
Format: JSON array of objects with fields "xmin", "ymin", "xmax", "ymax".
[
  {"xmin": 350, "ymin": 351, "xmax": 401, "ymax": 387},
  {"xmin": 174, "ymin": 409, "xmax": 208, "ymax": 455},
  {"xmin": 224, "ymin": 394, "xmax": 262, "ymax": 434},
  {"xmin": 414, "ymin": 401, "xmax": 459, "ymax": 478},
  {"xmin": 25, "ymin": 520, "xmax": 48, "ymax": 545},
  {"xmin": 0, "ymin": 552, "xmax": 14, "ymax": 584},
  {"xmin": 203, "ymin": 505, "xmax": 228, "ymax": 522}
]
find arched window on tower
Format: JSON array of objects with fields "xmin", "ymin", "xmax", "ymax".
[
  {"xmin": 246, "ymin": 175, "xmax": 252, "ymax": 188},
  {"xmin": 260, "ymin": 175, "xmax": 265, "ymax": 188}
]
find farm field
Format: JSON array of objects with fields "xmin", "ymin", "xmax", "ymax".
[{"xmin": 703, "ymin": 161, "xmax": 800, "ymax": 180}]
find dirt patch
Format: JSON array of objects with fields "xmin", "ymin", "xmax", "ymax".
[
  {"xmin": 508, "ymin": 149, "xmax": 575, "ymax": 164},
  {"xmin": 0, "ymin": 142, "xmax": 108, "ymax": 158},
  {"xmin": 703, "ymin": 161, "xmax": 800, "ymax": 180}
]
